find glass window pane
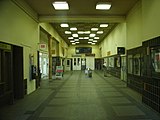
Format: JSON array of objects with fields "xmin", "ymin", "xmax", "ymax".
[{"xmin": 128, "ymin": 55, "xmax": 133, "ymax": 74}]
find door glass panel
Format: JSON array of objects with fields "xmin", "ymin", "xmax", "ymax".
[
  {"xmin": 128, "ymin": 55, "xmax": 133, "ymax": 74},
  {"xmin": 67, "ymin": 60, "xmax": 70, "ymax": 66},
  {"xmin": 74, "ymin": 58, "xmax": 76, "ymax": 65}
]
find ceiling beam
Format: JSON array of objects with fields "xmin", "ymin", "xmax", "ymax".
[{"xmin": 39, "ymin": 15, "xmax": 126, "ymax": 23}]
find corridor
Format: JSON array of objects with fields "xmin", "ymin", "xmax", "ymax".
[{"xmin": 0, "ymin": 71, "xmax": 160, "ymax": 120}]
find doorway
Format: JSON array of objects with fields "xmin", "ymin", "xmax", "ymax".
[
  {"xmin": 13, "ymin": 45, "xmax": 24, "ymax": 99},
  {"xmin": 72, "ymin": 57, "xmax": 81, "ymax": 70},
  {"xmin": 39, "ymin": 52, "xmax": 49, "ymax": 79}
]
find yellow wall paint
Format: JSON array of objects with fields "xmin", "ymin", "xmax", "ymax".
[
  {"xmin": 39, "ymin": 23, "xmax": 68, "ymax": 57},
  {"xmin": 0, "ymin": 0, "xmax": 39, "ymax": 94},
  {"xmin": 126, "ymin": 1, "xmax": 142, "ymax": 49},
  {"xmin": 99, "ymin": 23, "xmax": 126, "ymax": 57},
  {"xmin": 142, "ymin": 0, "xmax": 160, "ymax": 41}
]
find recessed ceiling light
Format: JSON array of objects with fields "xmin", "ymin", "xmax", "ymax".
[
  {"xmin": 72, "ymin": 34, "xmax": 78, "ymax": 37},
  {"xmin": 68, "ymin": 37, "xmax": 74, "ymax": 39},
  {"xmin": 90, "ymin": 34, "xmax": 96, "ymax": 37},
  {"xmin": 91, "ymin": 28, "xmax": 98, "ymax": 31},
  {"xmin": 74, "ymin": 39, "xmax": 79, "ymax": 41},
  {"xmin": 94, "ymin": 37, "xmax": 99, "ymax": 39},
  {"xmin": 84, "ymin": 37, "xmax": 89, "ymax": 39},
  {"xmin": 52, "ymin": 1, "xmax": 69, "ymax": 10},
  {"xmin": 60, "ymin": 23, "xmax": 69, "ymax": 27},
  {"xmin": 78, "ymin": 31, "xmax": 84, "ymax": 34},
  {"xmin": 96, "ymin": 2, "xmax": 111, "ymax": 10},
  {"xmin": 89, "ymin": 39, "xmax": 93, "ymax": 41},
  {"xmin": 93, "ymin": 40, "xmax": 97, "ymax": 42},
  {"xmin": 65, "ymin": 31, "xmax": 71, "ymax": 34},
  {"xmin": 70, "ymin": 27, "xmax": 77, "ymax": 31},
  {"xmin": 84, "ymin": 31, "xmax": 91, "ymax": 34},
  {"xmin": 79, "ymin": 37, "xmax": 84, "ymax": 39},
  {"xmin": 97, "ymin": 31, "xmax": 104, "ymax": 34},
  {"xmin": 100, "ymin": 24, "xmax": 108, "ymax": 27}
]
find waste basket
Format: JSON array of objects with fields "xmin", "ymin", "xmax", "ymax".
[{"xmin": 88, "ymin": 69, "xmax": 92, "ymax": 78}]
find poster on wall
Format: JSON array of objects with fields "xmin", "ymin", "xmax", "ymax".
[
  {"xmin": 109, "ymin": 57, "xmax": 114, "ymax": 67},
  {"xmin": 128, "ymin": 55, "xmax": 133, "ymax": 74},
  {"xmin": 133, "ymin": 54, "xmax": 140, "ymax": 76},
  {"xmin": 151, "ymin": 48, "xmax": 160, "ymax": 73}
]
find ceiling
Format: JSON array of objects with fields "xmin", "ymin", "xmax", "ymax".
[{"xmin": 25, "ymin": 0, "xmax": 139, "ymax": 45}]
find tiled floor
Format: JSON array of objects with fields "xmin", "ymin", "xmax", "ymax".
[{"xmin": 0, "ymin": 70, "xmax": 160, "ymax": 120}]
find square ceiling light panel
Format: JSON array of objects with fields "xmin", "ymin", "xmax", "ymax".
[
  {"xmin": 96, "ymin": 2, "xmax": 111, "ymax": 10},
  {"xmin": 52, "ymin": 1, "xmax": 69, "ymax": 10}
]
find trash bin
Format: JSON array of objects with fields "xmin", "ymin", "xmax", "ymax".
[{"xmin": 88, "ymin": 69, "xmax": 92, "ymax": 78}]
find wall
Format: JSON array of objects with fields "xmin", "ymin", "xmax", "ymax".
[
  {"xmin": 0, "ymin": 0, "xmax": 39, "ymax": 94},
  {"xmin": 39, "ymin": 23, "xmax": 68, "ymax": 58},
  {"xmin": 99, "ymin": 23, "xmax": 126, "ymax": 57},
  {"xmin": 40, "ymin": 30, "xmax": 48, "ymax": 53},
  {"xmin": 126, "ymin": 0, "xmax": 142, "ymax": 49},
  {"xmin": 142, "ymin": 0, "xmax": 160, "ymax": 41},
  {"xmin": 67, "ymin": 45, "xmax": 100, "ymax": 58}
]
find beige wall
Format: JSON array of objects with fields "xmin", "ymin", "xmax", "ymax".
[
  {"xmin": 142, "ymin": 0, "xmax": 160, "ymax": 41},
  {"xmin": 67, "ymin": 45, "xmax": 100, "ymax": 58},
  {"xmin": 99, "ymin": 23, "xmax": 126, "ymax": 57},
  {"xmin": 126, "ymin": 1, "xmax": 142, "ymax": 49},
  {"xmin": 0, "ymin": 0, "xmax": 39, "ymax": 94},
  {"xmin": 39, "ymin": 23, "xmax": 68, "ymax": 58}
]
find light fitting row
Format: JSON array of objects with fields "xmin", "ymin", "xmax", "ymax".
[{"xmin": 52, "ymin": 1, "xmax": 111, "ymax": 10}]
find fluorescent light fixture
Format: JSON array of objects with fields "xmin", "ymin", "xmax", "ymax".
[
  {"xmin": 94, "ymin": 37, "xmax": 99, "ymax": 39},
  {"xmin": 72, "ymin": 34, "xmax": 78, "ymax": 37},
  {"xmin": 84, "ymin": 37, "xmax": 89, "ymax": 39},
  {"xmin": 92, "ymin": 43, "xmax": 96, "ymax": 45},
  {"xmin": 72, "ymin": 43, "xmax": 76, "ymax": 45},
  {"xmin": 93, "ymin": 40, "xmax": 97, "ymax": 42},
  {"xmin": 90, "ymin": 34, "xmax": 96, "ymax": 37},
  {"xmin": 100, "ymin": 24, "xmax": 108, "ymax": 27},
  {"xmin": 70, "ymin": 40, "xmax": 75, "ymax": 42},
  {"xmin": 70, "ymin": 27, "xmax": 77, "ymax": 31},
  {"xmin": 65, "ymin": 31, "xmax": 71, "ymax": 34},
  {"xmin": 68, "ymin": 37, "xmax": 74, "ymax": 39},
  {"xmin": 75, "ymin": 41, "xmax": 79, "ymax": 43},
  {"xmin": 78, "ymin": 31, "xmax": 84, "ymax": 34},
  {"xmin": 97, "ymin": 31, "xmax": 103, "ymax": 34},
  {"xmin": 79, "ymin": 37, "xmax": 84, "ymax": 39},
  {"xmin": 89, "ymin": 39, "xmax": 93, "ymax": 41},
  {"xmin": 88, "ymin": 42, "xmax": 92, "ymax": 44},
  {"xmin": 74, "ymin": 39, "xmax": 79, "ymax": 41},
  {"xmin": 52, "ymin": 1, "xmax": 69, "ymax": 10},
  {"xmin": 91, "ymin": 28, "xmax": 98, "ymax": 31},
  {"xmin": 84, "ymin": 31, "xmax": 91, "ymax": 34},
  {"xmin": 96, "ymin": 2, "xmax": 111, "ymax": 10},
  {"xmin": 60, "ymin": 23, "xmax": 69, "ymax": 27}
]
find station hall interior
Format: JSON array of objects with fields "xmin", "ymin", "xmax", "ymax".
[{"xmin": 1, "ymin": 0, "xmax": 160, "ymax": 120}]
